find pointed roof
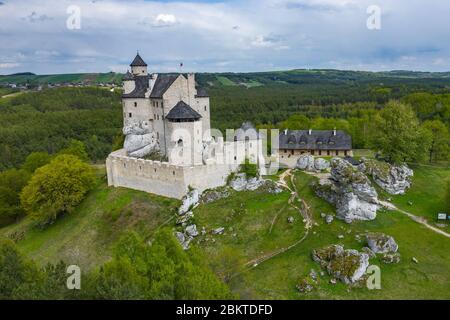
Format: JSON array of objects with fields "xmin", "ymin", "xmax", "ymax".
[
  {"xmin": 130, "ymin": 53, "xmax": 147, "ymax": 67},
  {"xmin": 166, "ymin": 101, "xmax": 202, "ymax": 121},
  {"xmin": 150, "ymin": 74, "xmax": 179, "ymax": 98},
  {"xmin": 123, "ymin": 70, "xmax": 134, "ymax": 81}
]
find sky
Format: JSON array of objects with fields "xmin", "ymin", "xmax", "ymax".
[{"xmin": 0, "ymin": 0, "xmax": 450, "ymax": 74}]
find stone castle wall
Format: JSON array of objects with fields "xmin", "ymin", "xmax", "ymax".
[{"xmin": 106, "ymin": 149, "xmax": 241, "ymax": 199}]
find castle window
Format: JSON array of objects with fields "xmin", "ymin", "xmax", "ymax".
[
  {"xmin": 154, "ymin": 168, "xmax": 157, "ymax": 172},
  {"xmin": 161, "ymin": 102, "xmax": 164, "ymax": 108},
  {"xmin": 157, "ymin": 115, "xmax": 160, "ymax": 120},
  {"xmin": 157, "ymin": 132, "xmax": 159, "ymax": 139},
  {"xmin": 129, "ymin": 113, "xmax": 132, "ymax": 118},
  {"xmin": 336, "ymin": 151, "xmax": 339, "ymax": 156},
  {"xmin": 173, "ymin": 171, "xmax": 175, "ymax": 175},
  {"xmin": 327, "ymin": 150, "xmax": 330, "ymax": 156},
  {"xmin": 134, "ymin": 102, "xmax": 137, "ymax": 107},
  {"xmin": 177, "ymin": 139, "xmax": 183, "ymax": 147},
  {"xmin": 204, "ymin": 106, "xmax": 207, "ymax": 111}
]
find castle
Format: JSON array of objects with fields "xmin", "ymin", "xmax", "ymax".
[{"xmin": 106, "ymin": 54, "xmax": 265, "ymax": 199}]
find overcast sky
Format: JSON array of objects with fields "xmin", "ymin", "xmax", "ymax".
[{"xmin": 0, "ymin": 0, "xmax": 450, "ymax": 74}]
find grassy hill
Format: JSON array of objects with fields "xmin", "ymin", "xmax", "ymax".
[
  {"xmin": 0, "ymin": 72, "xmax": 123, "ymax": 85},
  {"xmin": 1, "ymin": 165, "xmax": 449, "ymax": 299}
]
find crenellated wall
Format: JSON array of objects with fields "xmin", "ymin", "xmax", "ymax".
[{"xmin": 106, "ymin": 149, "xmax": 242, "ymax": 199}]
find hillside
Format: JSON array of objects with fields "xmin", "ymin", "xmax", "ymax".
[{"xmin": 1, "ymin": 164, "xmax": 449, "ymax": 299}]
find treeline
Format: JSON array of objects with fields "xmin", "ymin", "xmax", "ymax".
[
  {"xmin": 0, "ymin": 87, "xmax": 122, "ymax": 170},
  {"xmin": 0, "ymin": 230, "xmax": 234, "ymax": 300},
  {"xmin": 208, "ymin": 82, "xmax": 450, "ymax": 131}
]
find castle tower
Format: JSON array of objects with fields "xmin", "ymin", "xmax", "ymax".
[
  {"xmin": 165, "ymin": 101, "xmax": 203, "ymax": 166},
  {"xmin": 130, "ymin": 52, "xmax": 148, "ymax": 76}
]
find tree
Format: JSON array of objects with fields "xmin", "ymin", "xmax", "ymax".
[
  {"xmin": 58, "ymin": 139, "xmax": 89, "ymax": 162},
  {"xmin": 421, "ymin": 120, "xmax": 450, "ymax": 163},
  {"xmin": 20, "ymin": 154, "xmax": 96, "ymax": 226},
  {"xmin": 21, "ymin": 152, "xmax": 51, "ymax": 173},
  {"xmin": 0, "ymin": 169, "xmax": 31, "ymax": 225},
  {"xmin": 372, "ymin": 101, "xmax": 428, "ymax": 164}
]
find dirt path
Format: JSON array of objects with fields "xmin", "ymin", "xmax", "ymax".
[
  {"xmin": 240, "ymin": 170, "xmax": 313, "ymax": 271},
  {"xmin": 379, "ymin": 200, "xmax": 450, "ymax": 238}
]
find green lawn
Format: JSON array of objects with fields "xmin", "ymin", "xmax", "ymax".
[
  {"xmin": 216, "ymin": 76, "xmax": 237, "ymax": 86},
  {"xmin": 195, "ymin": 171, "xmax": 450, "ymax": 299},
  {"xmin": 389, "ymin": 164, "xmax": 450, "ymax": 232}
]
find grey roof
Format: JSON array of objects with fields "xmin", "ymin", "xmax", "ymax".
[
  {"xmin": 130, "ymin": 53, "xmax": 147, "ymax": 67},
  {"xmin": 122, "ymin": 75, "xmax": 149, "ymax": 98},
  {"xmin": 195, "ymin": 87, "xmax": 209, "ymax": 98},
  {"xmin": 150, "ymin": 75, "xmax": 179, "ymax": 98},
  {"xmin": 166, "ymin": 101, "xmax": 202, "ymax": 121},
  {"xmin": 123, "ymin": 71, "xmax": 134, "ymax": 81},
  {"xmin": 279, "ymin": 130, "xmax": 352, "ymax": 150}
]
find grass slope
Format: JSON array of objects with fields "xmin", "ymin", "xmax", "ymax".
[
  {"xmin": 195, "ymin": 171, "xmax": 450, "ymax": 299},
  {"xmin": 1, "ymin": 167, "xmax": 449, "ymax": 299},
  {"xmin": 0, "ymin": 175, "xmax": 179, "ymax": 270}
]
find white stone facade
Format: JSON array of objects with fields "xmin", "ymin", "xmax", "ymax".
[{"xmin": 106, "ymin": 54, "xmax": 265, "ymax": 199}]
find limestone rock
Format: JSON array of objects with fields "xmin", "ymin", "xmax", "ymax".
[
  {"xmin": 297, "ymin": 277, "xmax": 315, "ymax": 293},
  {"xmin": 312, "ymin": 245, "xmax": 369, "ymax": 284},
  {"xmin": 176, "ymin": 211, "xmax": 194, "ymax": 225},
  {"xmin": 313, "ymin": 158, "xmax": 379, "ymax": 223},
  {"xmin": 366, "ymin": 233, "xmax": 398, "ymax": 254},
  {"xmin": 314, "ymin": 158, "xmax": 330, "ymax": 171},
  {"xmin": 179, "ymin": 189, "xmax": 200, "ymax": 215},
  {"xmin": 123, "ymin": 121, "xmax": 159, "ymax": 158},
  {"xmin": 230, "ymin": 173, "xmax": 264, "ymax": 192},
  {"xmin": 288, "ymin": 216, "xmax": 295, "ymax": 224},
  {"xmin": 362, "ymin": 159, "xmax": 414, "ymax": 195},
  {"xmin": 381, "ymin": 252, "xmax": 401, "ymax": 264},
  {"xmin": 361, "ymin": 247, "xmax": 376, "ymax": 259},
  {"xmin": 325, "ymin": 215, "xmax": 334, "ymax": 224},
  {"xmin": 201, "ymin": 188, "xmax": 230, "ymax": 204},
  {"xmin": 185, "ymin": 224, "xmax": 199, "ymax": 237},
  {"xmin": 212, "ymin": 227, "xmax": 225, "ymax": 235},
  {"xmin": 296, "ymin": 155, "xmax": 315, "ymax": 171}
]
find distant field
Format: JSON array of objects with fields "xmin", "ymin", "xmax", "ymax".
[
  {"xmin": 0, "ymin": 72, "xmax": 123, "ymax": 85},
  {"xmin": 216, "ymin": 76, "xmax": 237, "ymax": 86}
]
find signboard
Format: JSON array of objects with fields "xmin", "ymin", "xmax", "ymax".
[{"xmin": 437, "ymin": 213, "xmax": 447, "ymax": 220}]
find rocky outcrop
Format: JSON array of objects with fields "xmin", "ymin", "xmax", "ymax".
[
  {"xmin": 312, "ymin": 245, "xmax": 370, "ymax": 284},
  {"xmin": 229, "ymin": 173, "xmax": 264, "ymax": 191},
  {"xmin": 296, "ymin": 156, "xmax": 330, "ymax": 172},
  {"xmin": 179, "ymin": 189, "xmax": 200, "ymax": 216},
  {"xmin": 365, "ymin": 232, "xmax": 398, "ymax": 254},
  {"xmin": 123, "ymin": 121, "xmax": 159, "ymax": 158},
  {"xmin": 313, "ymin": 158, "xmax": 379, "ymax": 223},
  {"xmin": 361, "ymin": 159, "xmax": 413, "ymax": 195},
  {"xmin": 200, "ymin": 188, "xmax": 231, "ymax": 204}
]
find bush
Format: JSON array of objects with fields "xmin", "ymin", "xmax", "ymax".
[
  {"xmin": 239, "ymin": 159, "xmax": 259, "ymax": 178},
  {"xmin": 20, "ymin": 154, "xmax": 96, "ymax": 226}
]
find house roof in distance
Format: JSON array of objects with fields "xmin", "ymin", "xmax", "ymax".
[
  {"xmin": 130, "ymin": 53, "xmax": 147, "ymax": 67},
  {"xmin": 166, "ymin": 101, "xmax": 202, "ymax": 121},
  {"xmin": 279, "ymin": 129, "xmax": 352, "ymax": 150}
]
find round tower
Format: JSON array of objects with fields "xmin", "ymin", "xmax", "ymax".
[{"xmin": 122, "ymin": 70, "xmax": 135, "ymax": 95}]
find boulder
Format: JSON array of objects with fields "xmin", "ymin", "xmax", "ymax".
[
  {"xmin": 185, "ymin": 224, "xmax": 199, "ymax": 237},
  {"xmin": 361, "ymin": 247, "xmax": 376, "ymax": 259},
  {"xmin": 296, "ymin": 155, "xmax": 315, "ymax": 171},
  {"xmin": 325, "ymin": 215, "xmax": 334, "ymax": 224},
  {"xmin": 314, "ymin": 158, "xmax": 330, "ymax": 171},
  {"xmin": 123, "ymin": 121, "xmax": 159, "ymax": 158},
  {"xmin": 201, "ymin": 188, "xmax": 231, "ymax": 204},
  {"xmin": 296, "ymin": 277, "xmax": 315, "ymax": 293},
  {"xmin": 381, "ymin": 252, "xmax": 401, "ymax": 264},
  {"xmin": 179, "ymin": 189, "xmax": 200, "ymax": 215},
  {"xmin": 230, "ymin": 173, "xmax": 264, "ymax": 192},
  {"xmin": 362, "ymin": 159, "xmax": 413, "ymax": 195},
  {"xmin": 313, "ymin": 158, "xmax": 379, "ymax": 223},
  {"xmin": 366, "ymin": 233, "xmax": 398, "ymax": 253},
  {"xmin": 312, "ymin": 245, "xmax": 369, "ymax": 284},
  {"xmin": 176, "ymin": 211, "xmax": 194, "ymax": 225},
  {"xmin": 212, "ymin": 227, "xmax": 225, "ymax": 235},
  {"xmin": 288, "ymin": 216, "xmax": 295, "ymax": 224}
]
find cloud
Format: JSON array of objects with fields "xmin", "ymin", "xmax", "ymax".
[
  {"xmin": 0, "ymin": 63, "xmax": 20, "ymax": 68},
  {"xmin": 22, "ymin": 11, "xmax": 53, "ymax": 23},
  {"xmin": 152, "ymin": 14, "xmax": 178, "ymax": 28},
  {"xmin": 1, "ymin": 0, "xmax": 450, "ymax": 73}
]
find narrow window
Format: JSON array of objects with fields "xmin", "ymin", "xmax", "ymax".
[
  {"xmin": 129, "ymin": 113, "xmax": 132, "ymax": 118},
  {"xmin": 157, "ymin": 132, "xmax": 159, "ymax": 139},
  {"xmin": 134, "ymin": 102, "xmax": 137, "ymax": 107},
  {"xmin": 336, "ymin": 151, "xmax": 339, "ymax": 156},
  {"xmin": 204, "ymin": 106, "xmax": 207, "ymax": 111}
]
